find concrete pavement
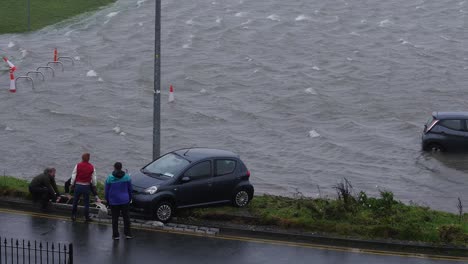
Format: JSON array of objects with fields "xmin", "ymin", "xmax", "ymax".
[{"xmin": 0, "ymin": 208, "xmax": 465, "ymax": 264}]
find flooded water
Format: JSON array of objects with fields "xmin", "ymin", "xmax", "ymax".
[{"xmin": 0, "ymin": 0, "xmax": 467, "ymax": 212}]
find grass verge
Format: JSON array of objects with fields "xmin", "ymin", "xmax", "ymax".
[
  {"xmin": 1, "ymin": 175, "xmax": 467, "ymax": 246},
  {"xmin": 0, "ymin": 0, "xmax": 115, "ymax": 33}
]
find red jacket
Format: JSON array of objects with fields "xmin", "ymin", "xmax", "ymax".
[{"xmin": 73, "ymin": 162, "xmax": 95, "ymax": 184}]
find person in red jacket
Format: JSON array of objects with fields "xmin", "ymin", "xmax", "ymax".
[{"xmin": 70, "ymin": 153, "xmax": 99, "ymax": 222}]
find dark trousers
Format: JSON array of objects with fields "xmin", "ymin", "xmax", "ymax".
[
  {"xmin": 72, "ymin": 184, "xmax": 90, "ymax": 219},
  {"xmin": 29, "ymin": 186, "xmax": 54, "ymax": 209},
  {"xmin": 111, "ymin": 204, "xmax": 131, "ymax": 237}
]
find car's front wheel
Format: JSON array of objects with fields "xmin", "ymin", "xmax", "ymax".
[
  {"xmin": 232, "ymin": 189, "xmax": 251, "ymax": 207},
  {"xmin": 426, "ymin": 143, "xmax": 445, "ymax": 152},
  {"xmin": 153, "ymin": 201, "xmax": 174, "ymax": 223}
]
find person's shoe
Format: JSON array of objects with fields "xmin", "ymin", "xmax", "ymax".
[
  {"xmin": 113, "ymin": 236, "xmax": 120, "ymax": 240},
  {"xmin": 125, "ymin": 235, "xmax": 133, "ymax": 239},
  {"xmin": 71, "ymin": 215, "xmax": 76, "ymax": 222}
]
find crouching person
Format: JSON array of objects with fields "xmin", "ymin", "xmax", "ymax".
[
  {"xmin": 105, "ymin": 162, "xmax": 133, "ymax": 240},
  {"xmin": 29, "ymin": 168, "xmax": 60, "ymax": 211}
]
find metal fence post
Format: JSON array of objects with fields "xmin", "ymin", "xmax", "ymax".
[{"xmin": 68, "ymin": 244, "xmax": 73, "ymax": 264}]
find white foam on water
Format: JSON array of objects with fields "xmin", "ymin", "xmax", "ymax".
[
  {"xmin": 350, "ymin": 31, "xmax": 360, "ymax": 36},
  {"xmin": 399, "ymin": 38, "xmax": 410, "ymax": 45},
  {"xmin": 119, "ymin": 132, "xmax": 126, "ymax": 136},
  {"xmin": 200, "ymin": 88, "xmax": 207, "ymax": 94},
  {"xmin": 379, "ymin": 19, "xmax": 392, "ymax": 27},
  {"xmin": 464, "ymin": 66, "xmax": 468, "ymax": 70},
  {"xmin": 182, "ymin": 44, "xmax": 191, "ymax": 49},
  {"xmin": 87, "ymin": 70, "xmax": 98, "ymax": 77},
  {"xmin": 235, "ymin": 12, "xmax": 247, "ymax": 17},
  {"xmin": 113, "ymin": 126, "xmax": 121, "ymax": 133},
  {"xmin": 312, "ymin": 66, "xmax": 320, "ymax": 71},
  {"xmin": 308, "ymin": 130, "xmax": 320, "ymax": 138},
  {"xmin": 305, "ymin": 87, "xmax": 317, "ymax": 95},
  {"xmin": 74, "ymin": 56, "xmax": 81, "ymax": 61},
  {"xmin": 137, "ymin": 0, "xmax": 147, "ymax": 7},
  {"xmin": 216, "ymin": 16, "xmax": 222, "ymax": 23},
  {"xmin": 138, "ymin": 22, "xmax": 143, "ymax": 26},
  {"xmin": 346, "ymin": 57, "xmax": 353, "ymax": 61},
  {"xmin": 20, "ymin": 49, "xmax": 27, "ymax": 58},
  {"xmin": 64, "ymin": 30, "xmax": 74, "ymax": 36},
  {"xmin": 107, "ymin": 12, "xmax": 119, "ymax": 18},
  {"xmin": 5, "ymin": 126, "xmax": 13, "ymax": 131},
  {"xmin": 361, "ymin": 19, "xmax": 367, "ymax": 24},
  {"xmin": 241, "ymin": 19, "xmax": 252, "ymax": 25},
  {"xmin": 295, "ymin": 15, "xmax": 311, "ymax": 21},
  {"xmin": 186, "ymin": 19, "xmax": 194, "ymax": 25},
  {"xmin": 267, "ymin": 14, "xmax": 280, "ymax": 21},
  {"xmin": 98, "ymin": 77, "xmax": 104, "ymax": 82},
  {"xmin": 8, "ymin": 42, "xmax": 15, "ymax": 48}
]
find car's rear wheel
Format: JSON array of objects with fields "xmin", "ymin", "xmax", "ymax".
[
  {"xmin": 232, "ymin": 189, "xmax": 251, "ymax": 207},
  {"xmin": 153, "ymin": 201, "xmax": 173, "ymax": 223},
  {"xmin": 426, "ymin": 143, "xmax": 445, "ymax": 152}
]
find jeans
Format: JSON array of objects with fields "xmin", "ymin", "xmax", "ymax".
[
  {"xmin": 111, "ymin": 204, "xmax": 131, "ymax": 237},
  {"xmin": 72, "ymin": 184, "xmax": 90, "ymax": 219}
]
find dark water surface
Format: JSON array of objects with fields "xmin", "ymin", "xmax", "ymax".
[{"xmin": 0, "ymin": 0, "xmax": 467, "ymax": 211}]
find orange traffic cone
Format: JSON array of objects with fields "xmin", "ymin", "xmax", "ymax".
[
  {"xmin": 9, "ymin": 71, "xmax": 15, "ymax": 93},
  {"xmin": 3, "ymin": 57, "xmax": 16, "ymax": 93},
  {"xmin": 169, "ymin": 85, "xmax": 174, "ymax": 102}
]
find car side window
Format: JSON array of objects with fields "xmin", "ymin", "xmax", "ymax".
[
  {"xmin": 215, "ymin": 160, "xmax": 237, "ymax": 176},
  {"xmin": 439, "ymin": 120, "xmax": 463, "ymax": 131},
  {"xmin": 184, "ymin": 161, "xmax": 211, "ymax": 180}
]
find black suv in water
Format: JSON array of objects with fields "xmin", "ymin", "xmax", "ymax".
[
  {"xmin": 422, "ymin": 112, "xmax": 468, "ymax": 152},
  {"xmin": 130, "ymin": 148, "xmax": 254, "ymax": 222}
]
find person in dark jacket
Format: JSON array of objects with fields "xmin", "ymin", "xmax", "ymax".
[
  {"xmin": 105, "ymin": 162, "xmax": 133, "ymax": 240},
  {"xmin": 29, "ymin": 168, "xmax": 60, "ymax": 210}
]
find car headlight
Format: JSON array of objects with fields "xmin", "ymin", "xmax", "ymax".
[{"xmin": 144, "ymin": 186, "xmax": 158, "ymax": 195}]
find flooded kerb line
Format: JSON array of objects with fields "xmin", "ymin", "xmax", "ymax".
[{"xmin": 0, "ymin": 208, "xmax": 466, "ymax": 262}]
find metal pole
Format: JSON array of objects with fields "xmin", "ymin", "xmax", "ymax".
[
  {"xmin": 153, "ymin": 0, "xmax": 161, "ymax": 160},
  {"xmin": 27, "ymin": 0, "xmax": 31, "ymax": 31}
]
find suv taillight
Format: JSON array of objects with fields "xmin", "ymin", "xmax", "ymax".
[{"xmin": 246, "ymin": 170, "xmax": 250, "ymax": 178}]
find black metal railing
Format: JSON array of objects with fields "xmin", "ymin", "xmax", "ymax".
[{"xmin": 0, "ymin": 237, "xmax": 73, "ymax": 264}]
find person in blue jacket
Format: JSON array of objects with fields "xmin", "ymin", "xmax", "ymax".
[{"xmin": 105, "ymin": 162, "xmax": 133, "ymax": 240}]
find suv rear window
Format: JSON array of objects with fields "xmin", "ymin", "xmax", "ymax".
[{"xmin": 439, "ymin": 120, "xmax": 463, "ymax": 131}]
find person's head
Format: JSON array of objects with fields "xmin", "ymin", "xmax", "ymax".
[
  {"xmin": 82, "ymin": 153, "xmax": 90, "ymax": 162},
  {"xmin": 44, "ymin": 167, "xmax": 56, "ymax": 178},
  {"xmin": 114, "ymin": 162, "xmax": 122, "ymax": 171}
]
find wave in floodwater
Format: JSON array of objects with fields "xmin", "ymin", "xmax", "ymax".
[{"xmin": 0, "ymin": 0, "xmax": 467, "ymax": 212}]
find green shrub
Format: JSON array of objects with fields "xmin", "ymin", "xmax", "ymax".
[{"xmin": 438, "ymin": 224, "xmax": 465, "ymax": 244}]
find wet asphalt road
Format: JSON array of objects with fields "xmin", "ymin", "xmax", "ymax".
[{"xmin": 0, "ymin": 209, "xmax": 463, "ymax": 264}]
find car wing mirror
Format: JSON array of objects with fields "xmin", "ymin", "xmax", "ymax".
[{"xmin": 181, "ymin": 176, "xmax": 191, "ymax": 183}]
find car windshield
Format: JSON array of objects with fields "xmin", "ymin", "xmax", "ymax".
[
  {"xmin": 142, "ymin": 153, "xmax": 190, "ymax": 178},
  {"xmin": 424, "ymin": 117, "xmax": 439, "ymax": 133}
]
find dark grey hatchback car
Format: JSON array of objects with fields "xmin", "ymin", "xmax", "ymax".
[
  {"xmin": 422, "ymin": 112, "xmax": 468, "ymax": 152},
  {"xmin": 130, "ymin": 148, "xmax": 254, "ymax": 222}
]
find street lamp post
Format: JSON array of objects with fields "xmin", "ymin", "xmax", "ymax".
[
  {"xmin": 153, "ymin": 0, "xmax": 161, "ymax": 160},
  {"xmin": 27, "ymin": 0, "xmax": 31, "ymax": 31}
]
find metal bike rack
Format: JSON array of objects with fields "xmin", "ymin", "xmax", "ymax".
[
  {"xmin": 15, "ymin": 76, "xmax": 35, "ymax": 90},
  {"xmin": 26, "ymin": 71, "xmax": 45, "ymax": 81},
  {"xmin": 57, "ymin": 56, "xmax": 75, "ymax": 66},
  {"xmin": 46, "ymin": 61, "xmax": 64, "ymax": 72},
  {"xmin": 36, "ymin": 66, "xmax": 55, "ymax": 77}
]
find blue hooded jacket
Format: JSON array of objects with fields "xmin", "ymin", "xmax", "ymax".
[{"xmin": 105, "ymin": 170, "xmax": 132, "ymax": 206}]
